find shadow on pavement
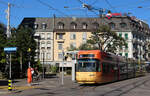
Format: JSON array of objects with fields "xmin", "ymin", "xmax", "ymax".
[
  {"xmin": 0, "ymin": 80, "xmax": 8, "ymax": 86},
  {"xmin": 44, "ymin": 73, "xmax": 58, "ymax": 78},
  {"xmin": 0, "ymin": 80, "xmax": 19, "ymax": 86}
]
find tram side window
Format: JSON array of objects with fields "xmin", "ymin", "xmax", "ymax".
[
  {"xmin": 96, "ymin": 62, "xmax": 101, "ymax": 72},
  {"xmin": 102, "ymin": 62, "xmax": 110, "ymax": 73},
  {"xmin": 102, "ymin": 62, "xmax": 115, "ymax": 73},
  {"xmin": 119, "ymin": 62, "xmax": 127, "ymax": 73}
]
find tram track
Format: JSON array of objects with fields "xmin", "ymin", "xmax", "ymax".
[
  {"xmin": 75, "ymin": 75, "xmax": 150, "ymax": 96},
  {"xmin": 99, "ymin": 76, "xmax": 150, "ymax": 96}
]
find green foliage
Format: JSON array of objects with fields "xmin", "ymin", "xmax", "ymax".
[
  {"xmin": 0, "ymin": 23, "xmax": 7, "ymax": 75},
  {"xmin": 0, "ymin": 58, "xmax": 6, "ymax": 64},
  {"xmin": 67, "ymin": 25, "xmax": 126, "ymax": 54},
  {"xmin": 66, "ymin": 70, "xmax": 71, "ymax": 75},
  {"xmin": 67, "ymin": 45, "xmax": 78, "ymax": 51},
  {"xmin": 0, "ymin": 23, "xmax": 37, "ymax": 78},
  {"xmin": 50, "ymin": 65, "xmax": 58, "ymax": 73},
  {"xmin": 78, "ymin": 43, "xmax": 99, "ymax": 50},
  {"xmin": 15, "ymin": 26, "xmax": 37, "ymax": 72},
  {"xmin": 88, "ymin": 25, "xmax": 126, "ymax": 53},
  {"xmin": 35, "ymin": 59, "xmax": 42, "ymax": 72}
]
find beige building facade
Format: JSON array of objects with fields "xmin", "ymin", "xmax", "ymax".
[
  {"xmin": 20, "ymin": 16, "xmax": 150, "ymax": 69},
  {"xmin": 54, "ymin": 31, "xmax": 91, "ymax": 61}
]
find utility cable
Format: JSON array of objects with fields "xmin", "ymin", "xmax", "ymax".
[
  {"xmin": 104, "ymin": 0, "xmax": 117, "ymax": 12},
  {"xmin": 36, "ymin": 0, "xmax": 69, "ymax": 17}
]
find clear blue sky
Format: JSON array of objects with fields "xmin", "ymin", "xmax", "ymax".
[{"xmin": 0, "ymin": 0, "xmax": 150, "ymax": 28}]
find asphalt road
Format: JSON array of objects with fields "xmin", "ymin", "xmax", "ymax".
[{"xmin": 2, "ymin": 73, "xmax": 150, "ymax": 96}]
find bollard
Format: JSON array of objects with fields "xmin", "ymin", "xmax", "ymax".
[
  {"xmin": 8, "ymin": 79, "xmax": 12, "ymax": 91},
  {"xmin": 27, "ymin": 68, "xmax": 32, "ymax": 86}
]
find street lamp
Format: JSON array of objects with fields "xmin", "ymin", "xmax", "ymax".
[
  {"xmin": 42, "ymin": 50, "xmax": 45, "ymax": 79},
  {"xmin": 138, "ymin": 45, "xmax": 142, "ymax": 69},
  {"xmin": 61, "ymin": 49, "xmax": 64, "ymax": 85}
]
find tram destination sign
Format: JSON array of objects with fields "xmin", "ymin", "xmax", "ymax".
[{"xmin": 4, "ymin": 47, "xmax": 17, "ymax": 53}]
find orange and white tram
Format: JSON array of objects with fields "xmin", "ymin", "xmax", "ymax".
[{"xmin": 76, "ymin": 50, "xmax": 145, "ymax": 84}]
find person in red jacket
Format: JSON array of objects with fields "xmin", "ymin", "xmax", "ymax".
[{"xmin": 27, "ymin": 67, "xmax": 32, "ymax": 86}]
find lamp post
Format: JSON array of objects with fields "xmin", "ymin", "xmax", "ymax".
[
  {"xmin": 42, "ymin": 50, "xmax": 45, "ymax": 79},
  {"xmin": 61, "ymin": 49, "xmax": 64, "ymax": 85},
  {"xmin": 138, "ymin": 45, "xmax": 142, "ymax": 70}
]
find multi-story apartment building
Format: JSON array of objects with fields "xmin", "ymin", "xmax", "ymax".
[
  {"xmin": 20, "ymin": 18, "xmax": 54, "ymax": 65},
  {"xmin": 20, "ymin": 14, "xmax": 150, "ymax": 69}
]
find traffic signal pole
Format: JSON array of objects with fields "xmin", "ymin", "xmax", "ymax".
[{"xmin": 61, "ymin": 50, "xmax": 64, "ymax": 85}]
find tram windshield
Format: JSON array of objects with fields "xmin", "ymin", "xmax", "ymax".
[{"xmin": 76, "ymin": 59, "xmax": 101, "ymax": 72}]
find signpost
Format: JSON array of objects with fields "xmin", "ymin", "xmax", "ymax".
[
  {"xmin": 4, "ymin": 47, "xmax": 17, "ymax": 91},
  {"xmin": 4, "ymin": 47, "xmax": 17, "ymax": 52}
]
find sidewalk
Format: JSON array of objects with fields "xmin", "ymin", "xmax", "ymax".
[
  {"xmin": 0, "ymin": 78, "xmax": 41, "ymax": 94},
  {"xmin": 0, "ymin": 74, "xmax": 72, "ymax": 95}
]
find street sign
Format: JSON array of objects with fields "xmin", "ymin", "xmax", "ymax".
[{"xmin": 4, "ymin": 47, "xmax": 17, "ymax": 52}]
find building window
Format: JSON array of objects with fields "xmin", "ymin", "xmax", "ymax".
[
  {"xmin": 109, "ymin": 22, "xmax": 115, "ymax": 29},
  {"xmin": 119, "ymin": 53, "xmax": 122, "ymax": 56},
  {"xmin": 47, "ymin": 53, "xmax": 51, "ymax": 59},
  {"xmin": 82, "ymin": 23, "xmax": 88, "ymax": 29},
  {"xmin": 70, "ymin": 22, "xmax": 77, "ymax": 29},
  {"xmin": 58, "ymin": 52, "xmax": 63, "ymax": 59},
  {"xmin": 120, "ymin": 22, "xmax": 127, "ymax": 28},
  {"xmin": 42, "ymin": 23, "xmax": 47, "ymax": 29},
  {"xmin": 82, "ymin": 32, "xmax": 87, "ymax": 40},
  {"xmin": 47, "ymin": 47, "xmax": 51, "ymax": 50},
  {"xmin": 93, "ymin": 22, "xmax": 99, "ymax": 29},
  {"xmin": 58, "ymin": 43, "xmax": 63, "ymax": 50},
  {"xmin": 41, "ymin": 33, "xmax": 45, "ymax": 40},
  {"xmin": 41, "ymin": 41, "xmax": 45, "ymax": 49},
  {"xmin": 125, "ymin": 43, "xmax": 128, "ymax": 49},
  {"xmin": 125, "ymin": 33, "xmax": 128, "ymax": 39},
  {"xmin": 125, "ymin": 53, "xmax": 128, "ymax": 58},
  {"xmin": 34, "ymin": 23, "xmax": 38, "ymax": 29},
  {"xmin": 47, "ymin": 41, "xmax": 51, "ymax": 49},
  {"xmin": 47, "ymin": 33, "xmax": 51, "ymax": 39},
  {"xmin": 70, "ymin": 33, "xmax": 76, "ymax": 40},
  {"xmin": 58, "ymin": 22, "xmax": 64, "ymax": 29},
  {"xmin": 148, "ymin": 53, "xmax": 150, "ymax": 58},
  {"xmin": 57, "ymin": 34, "xmax": 63, "ymax": 39},
  {"xmin": 119, "ymin": 33, "xmax": 122, "ymax": 37},
  {"xmin": 119, "ymin": 45, "xmax": 122, "ymax": 49}
]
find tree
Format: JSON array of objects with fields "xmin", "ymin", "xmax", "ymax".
[
  {"xmin": 84, "ymin": 25, "xmax": 126, "ymax": 53},
  {"xmin": 68, "ymin": 25, "xmax": 126, "ymax": 54},
  {"xmin": 15, "ymin": 26, "xmax": 37, "ymax": 76},
  {"xmin": 0, "ymin": 23, "xmax": 7, "ymax": 77}
]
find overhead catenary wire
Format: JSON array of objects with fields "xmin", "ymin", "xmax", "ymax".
[
  {"xmin": 113, "ymin": 0, "xmax": 149, "ymax": 9},
  {"xmin": 104, "ymin": 0, "xmax": 117, "ymax": 12},
  {"xmin": 36, "ymin": 0, "xmax": 69, "ymax": 17},
  {"xmin": 91, "ymin": 0, "xmax": 99, "ymax": 5},
  {"xmin": 76, "ymin": 0, "xmax": 84, "ymax": 4},
  {"xmin": 76, "ymin": 0, "xmax": 110, "ymax": 24},
  {"xmin": 0, "ymin": 0, "xmax": 25, "ymax": 8}
]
